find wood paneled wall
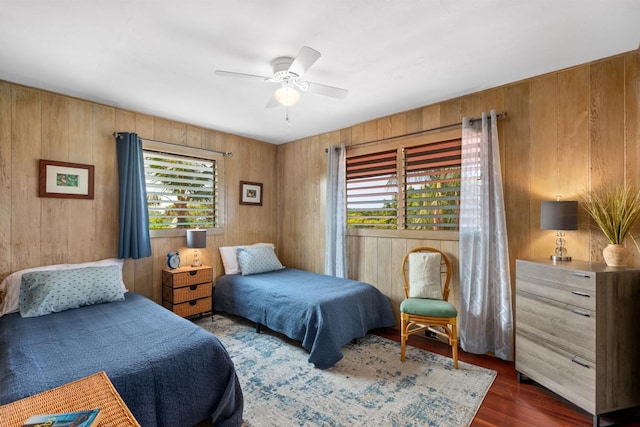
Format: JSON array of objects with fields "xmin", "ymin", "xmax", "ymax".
[
  {"xmin": 0, "ymin": 81, "xmax": 278, "ymax": 302},
  {"xmin": 277, "ymin": 51, "xmax": 640, "ymax": 327},
  {"xmin": 2, "ymin": 50, "xmax": 638, "ymax": 320}
]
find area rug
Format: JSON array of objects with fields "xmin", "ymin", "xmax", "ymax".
[{"xmin": 195, "ymin": 315, "xmax": 496, "ymax": 427}]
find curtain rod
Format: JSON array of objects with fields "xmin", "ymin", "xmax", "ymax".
[
  {"xmin": 112, "ymin": 132, "xmax": 233, "ymax": 157},
  {"xmin": 325, "ymin": 111, "xmax": 508, "ymax": 152}
]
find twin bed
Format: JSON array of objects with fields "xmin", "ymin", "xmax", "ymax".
[
  {"xmin": 215, "ymin": 244, "xmax": 396, "ymax": 369},
  {"xmin": 0, "ymin": 246, "xmax": 395, "ymax": 425},
  {"xmin": 0, "ymin": 259, "xmax": 243, "ymax": 427}
]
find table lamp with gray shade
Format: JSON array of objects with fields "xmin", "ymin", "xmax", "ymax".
[
  {"xmin": 541, "ymin": 200, "xmax": 578, "ymax": 261},
  {"xmin": 187, "ymin": 229, "xmax": 207, "ymax": 267}
]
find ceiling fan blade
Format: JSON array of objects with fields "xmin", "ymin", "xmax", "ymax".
[
  {"xmin": 305, "ymin": 81, "xmax": 349, "ymax": 99},
  {"xmin": 288, "ymin": 46, "xmax": 321, "ymax": 77},
  {"xmin": 215, "ymin": 70, "xmax": 271, "ymax": 82}
]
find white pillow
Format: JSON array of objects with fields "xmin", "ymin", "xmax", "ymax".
[
  {"xmin": 219, "ymin": 243, "xmax": 275, "ymax": 274},
  {"xmin": 0, "ymin": 258, "xmax": 126, "ymax": 317},
  {"xmin": 408, "ymin": 252, "xmax": 443, "ymax": 300}
]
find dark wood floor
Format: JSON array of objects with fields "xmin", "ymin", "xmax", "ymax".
[{"xmin": 374, "ymin": 328, "xmax": 640, "ymax": 427}]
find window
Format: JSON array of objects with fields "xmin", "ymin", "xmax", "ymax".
[
  {"xmin": 346, "ymin": 150, "xmax": 398, "ymax": 229},
  {"xmin": 143, "ymin": 142, "xmax": 221, "ymax": 232},
  {"xmin": 346, "ymin": 138, "xmax": 461, "ymax": 231},
  {"xmin": 404, "ymin": 139, "xmax": 461, "ymax": 230}
]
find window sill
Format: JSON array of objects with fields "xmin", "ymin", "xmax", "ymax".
[
  {"xmin": 346, "ymin": 228, "xmax": 459, "ymax": 241},
  {"xmin": 149, "ymin": 228, "xmax": 223, "ymax": 239}
]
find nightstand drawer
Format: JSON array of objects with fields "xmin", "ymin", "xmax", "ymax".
[
  {"xmin": 163, "ymin": 282, "xmax": 211, "ymax": 304},
  {"xmin": 163, "ymin": 267, "xmax": 212, "ymax": 288},
  {"xmin": 163, "ymin": 297, "xmax": 211, "ymax": 318}
]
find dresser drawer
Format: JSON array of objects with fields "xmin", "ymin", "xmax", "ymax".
[
  {"xmin": 516, "ymin": 291, "xmax": 595, "ymax": 362},
  {"xmin": 163, "ymin": 297, "xmax": 212, "ymax": 318},
  {"xmin": 162, "ymin": 267, "xmax": 212, "ymax": 288},
  {"xmin": 163, "ymin": 282, "xmax": 211, "ymax": 304},
  {"xmin": 516, "ymin": 274, "xmax": 595, "ymax": 311},
  {"xmin": 516, "ymin": 333, "xmax": 595, "ymax": 414},
  {"xmin": 517, "ymin": 260, "xmax": 596, "ymax": 292}
]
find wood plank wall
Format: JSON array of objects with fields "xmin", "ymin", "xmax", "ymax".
[
  {"xmin": 276, "ymin": 51, "xmax": 640, "ymax": 327},
  {"xmin": 0, "ymin": 82, "xmax": 278, "ymax": 302},
  {"xmin": 1, "ymin": 50, "xmax": 637, "ymax": 321}
]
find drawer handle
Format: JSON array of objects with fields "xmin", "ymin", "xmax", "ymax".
[
  {"xmin": 571, "ymin": 309, "xmax": 590, "ymax": 317},
  {"xmin": 188, "ymin": 270, "xmax": 198, "ymax": 276},
  {"xmin": 571, "ymin": 290, "xmax": 591, "ymax": 298},
  {"xmin": 571, "ymin": 358, "xmax": 590, "ymax": 369},
  {"xmin": 189, "ymin": 300, "xmax": 197, "ymax": 306},
  {"xmin": 571, "ymin": 273, "xmax": 591, "ymax": 279},
  {"xmin": 189, "ymin": 285, "xmax": 198, "ymax": 291}
]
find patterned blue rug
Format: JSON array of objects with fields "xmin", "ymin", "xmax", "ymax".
[{"xmin": 195, "ymin": 315, "xmax": 496, "ymax": 427}]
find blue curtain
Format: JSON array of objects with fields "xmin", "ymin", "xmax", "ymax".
[{"xmin": 116, "ymin": 132, "xmax": 152, "ymax": 259}]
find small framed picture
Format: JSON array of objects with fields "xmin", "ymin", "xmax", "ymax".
[
  {"xmin": 240, "ymin": 181, "xmax": 263, "ymax": 206},
  {"xmin": 39, "ymin": 159, "xmax": 95, "ymax": 199}
]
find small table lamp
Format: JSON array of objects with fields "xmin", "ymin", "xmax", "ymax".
[
  {"xmin": 541, "ymin": 200, "xmax": 578, "ymax": 261},
  {"xmin": 186, "ymin": 229, "xmax": 207, "ymax": 267}
]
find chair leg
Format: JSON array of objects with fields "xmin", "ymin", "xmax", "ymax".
[
  {"xmin": 451, "ymin": 341, "xmax": 459, "ymax": 369},
  {"xmin": 400, "ymin": 318, "xmax": 407, "ymax": 362},
  {"xmin": 450, "ymin": 321, "xmax": 459, "ymax": 369}
]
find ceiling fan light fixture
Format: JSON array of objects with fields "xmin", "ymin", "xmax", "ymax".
[{"xmin": 274, "ymin": 85, "xmax": 300, "ymax": 107}]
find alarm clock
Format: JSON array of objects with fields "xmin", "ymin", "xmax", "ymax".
[{"xmin": 166, "ymin": 250, "xmax": 180, "ymax": 269}]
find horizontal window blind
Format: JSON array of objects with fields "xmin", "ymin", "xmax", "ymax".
[
  {"xmin": 345, "ymin": 138, "xmax": 461, "ymax": 231},
  {"xmin": 144, "ymin": 150, "xmax": 217, "ymax": 229},
  {"xmin": 346, "ymin": 149, "xmax": 398, "ymax": 229},
  {"xmin": 404, "ymin": 139, "xmax": 461, "ymax": 230}
]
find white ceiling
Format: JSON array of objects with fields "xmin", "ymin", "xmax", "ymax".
[{"xmin": 1, "ymin": 1, "xmax": 639, "ymax": 145}]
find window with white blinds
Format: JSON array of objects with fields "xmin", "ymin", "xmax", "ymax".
[
  {"xmin": 143, "ymin": 148, "xmax": 218, "ymax": 230},
  {"xmin": 346, "ymin": 149, "xmax": 398, "ymax": 229},
  {"xmin": 404, "ymin": 139, "xmax": 461, "ymax": 230},
  {"xmin": 346, "ymin": 138, "xmax": 461, "ymax": 231}
]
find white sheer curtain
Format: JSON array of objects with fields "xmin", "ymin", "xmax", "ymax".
[
  {"xmin": 325, "ymin": 144, "xmax": 347, "ymax": 278},
  {"xmin": 459, "ymin": 110, "xmax": 513, "ymax": 360}
]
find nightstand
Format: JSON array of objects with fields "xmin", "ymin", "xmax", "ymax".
[{"xmin": 162, "ymin": 265, "xmax": 213, "ymax": 318}]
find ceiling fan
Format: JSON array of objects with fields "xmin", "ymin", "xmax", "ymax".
[{"xmin": 215, "ymin": 46, "xmax": 349, "ymax": 109}]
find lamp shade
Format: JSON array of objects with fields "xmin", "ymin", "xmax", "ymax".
[
  {"xmin": 540, "ymin": 201, "xmax": 578, "ymax": 230},
  {"xmin": 186, "ymin": 229, "xmax": 207, "ymax": 248}
]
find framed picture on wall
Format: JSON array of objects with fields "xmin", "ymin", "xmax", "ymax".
[
  {"xmin": 240, "ymin": 181, "xmax": 262, "ymax": 206},
  {"xmin": 39, "ymin": 159, "xmax": 95, "ymax": 199}
]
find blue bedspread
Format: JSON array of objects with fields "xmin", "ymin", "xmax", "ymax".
[
  {"xmin": 214, "ymin": 268, "xmax": 396, "ymax": 369},
  {"xmin": 0, "ymin": 292, "xmax": 243, "ymax": 427}
]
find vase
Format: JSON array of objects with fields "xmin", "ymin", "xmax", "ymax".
[{"xmin": 602, "ymin": 244, "xmax": 628, "ymax": 267}]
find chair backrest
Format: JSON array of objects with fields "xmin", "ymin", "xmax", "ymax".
[{"xmin": 401, "ymin": 247, "xmax": 452, "ymax": 301}]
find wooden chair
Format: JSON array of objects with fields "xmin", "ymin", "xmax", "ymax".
[{"xmin": 400, "ymin": 247, "xmax": 458, "ymax": 368}]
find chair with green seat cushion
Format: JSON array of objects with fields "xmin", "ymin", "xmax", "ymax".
[{"xmin": 400, "ymin": 247, "xmax": 458, "ymax": 369}]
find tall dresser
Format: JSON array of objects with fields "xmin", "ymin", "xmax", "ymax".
[{"xmin": 515, "ymin": 259, "xmax": 640, "ymax": 426}]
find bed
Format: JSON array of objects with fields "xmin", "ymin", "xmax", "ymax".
[
  {"xmin": 0, "ymin": 259, "xmax": 243, "ymax": 427},
  {"xmin": 214, "ymin": 245, "xmax": 396, "ymax": 369}
]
